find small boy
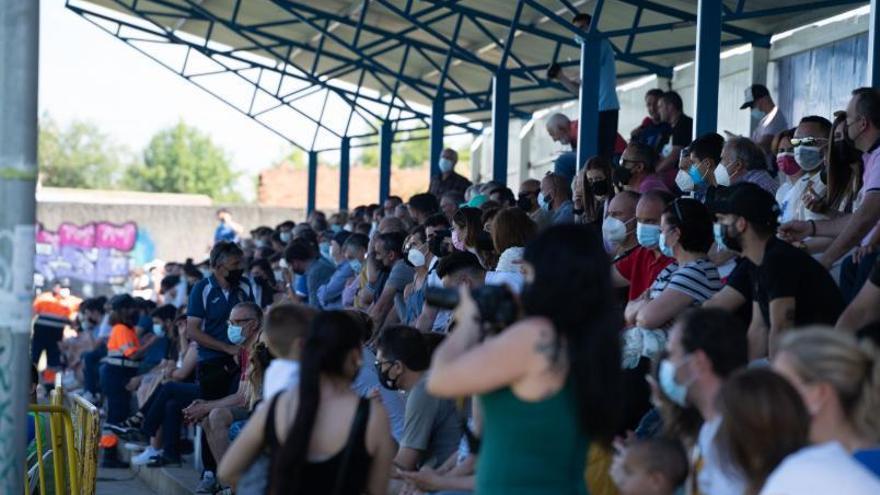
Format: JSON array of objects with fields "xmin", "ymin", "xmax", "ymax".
[
  {"xmin": 261, "ymin": 303, "xmax": 317, "ymax": 400},
  {"xmin": 611, "ymin": 437, "xmax": 689, "ymax": 495}
]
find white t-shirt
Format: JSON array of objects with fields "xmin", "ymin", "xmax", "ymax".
[
  {"xmin": 760, "ymin": 442, "xmax": 880, "ymax": 495},
  {"xmin": 262, "ymin": 359, "xmax": 300, "ymax": 401},
  {"xmin": 697, "ymin": 416, "xmax": 747, "ymax": 495}
]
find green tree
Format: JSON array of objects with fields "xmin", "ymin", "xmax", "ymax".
[
  {"xmin": 38, "ymin": 114, "xmax": 128, "ymax": 189},
  {"xmin": 356, "ymin": 128, "xmax": 430, "ymax": 169},
  {"xmin": 125, "ymin": 120, "xmax": 241, "ymax": 202},
  {"xmin": 273, "ymin": 147, "xmax": 307, "ymax": 170}
]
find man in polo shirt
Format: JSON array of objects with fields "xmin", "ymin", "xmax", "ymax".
[
  {"xmin": 429, "ymin": 148, "xmax": 472, "ymax": 198},
  {"xmin": 741, "ymin": 84, "xmax": 788, "ymax": 167},
  {"xmin": 540, "ymin": 173, "xmax": 575, "ymax": 225},
  {"xmin": 780, "ymin": 88, "xmax": 880, "ymax": 300},
  {"xmin": 714, "ymin": 182, "xmax": 844, "ymax": 359},
  {"xmin": 613, "ymin": 191, "xmax": 676, "ymax": 301}
]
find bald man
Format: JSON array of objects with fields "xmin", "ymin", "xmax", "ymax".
[
  {"xmin": 603, "ymin": 190, "xmax": 639, "ymax": 259},
  {"xmin": 612, "ymin": 191, "xmax": 676, "ymax": 301}
]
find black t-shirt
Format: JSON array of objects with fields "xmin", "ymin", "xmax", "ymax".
[
  {"xmin": 753, "ymin": 237, "xmax": 845, "ymax": 327},
  {"xmin": 671, "ymin": 115, "xmax": 694, "ymax": 148},
  {"xmin": 726, "ymin": 257, "xmax": 754, "ymax": 327}
]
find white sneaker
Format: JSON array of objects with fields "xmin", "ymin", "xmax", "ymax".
[{"xmin": 131, "ymin": 447, "xmax": 162, "ymax": 466}]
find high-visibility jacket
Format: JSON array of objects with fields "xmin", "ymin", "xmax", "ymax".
[
  {"xmin": 32, "ymin": 293, "xmax": 80, "ymax": 320},
  {"xmin": 106, "ymin": 324, "xmax": 139, "ymax": 359}
]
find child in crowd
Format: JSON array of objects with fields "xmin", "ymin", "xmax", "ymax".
[
  {"xmin": 611, "ymin": 437, "xmax": 689, "ymax": 495},
  {"xmin": 260, "ymin": 302, "xmax": 317, "ymax": 400}
]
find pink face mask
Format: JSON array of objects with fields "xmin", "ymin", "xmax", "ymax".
[
  {"xmin": 451, "ymin": 229, "xmax": 465, "ymax": 251},
  {"xmin": 777, "ymin": 152, "xmax": 800, "ymax": 176}
]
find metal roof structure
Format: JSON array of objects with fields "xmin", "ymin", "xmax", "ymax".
[{"xmin": 66, "ymin": 0, "xmax": 869, "ymax": 153}]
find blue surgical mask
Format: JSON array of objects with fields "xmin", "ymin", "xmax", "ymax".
[
  {"xmin": 658, "ymin": 232, "xmax": 675, "ymax": 257},
  {"xmin": 279, "ymin": 231, "xmax": 292, "ymax": 243},
  {"xmin": 438, "ymin": 158, "xmax": 454, "ymax": 173},
  {"xmin": 538, "ymin": 192, "xmax": 551, "ymax": 211},
  {"xmin": 750, "ymin": 108, "xmax": 765, "ymax": 120},
  {"xmin": 659, "ymin": 358, "xmax": 690, "ymax": 407},
  {"xmin": 227, "ymin": 324, "xmax": 245, "ymax": 345},
  {"xmin": 319, "ymin": 241, "xmax": 331, "ymax": 260},
  {"xmin": 636, "ymin": 222, "xmax": 661, "ymax": 248},
  {"xmin": 349, "ymin": 260, "xmax": 363, "ymax": 274},
  {"xmin": 152, "ymin": 323, "xmax": 165, "ymax": 338},
  {"xmin": 688, "ymin": 164, "xmax": 706, "ymax": 187},
  {"xmin": 794, "ymin": 145, "xmax": 824, "ymax": 172}
]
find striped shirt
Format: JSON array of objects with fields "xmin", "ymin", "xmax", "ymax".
[{"xmin": 649, "ymin": 258, "xmax": 722, "ymax": 304}]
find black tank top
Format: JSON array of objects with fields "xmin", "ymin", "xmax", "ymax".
[{"xmin": 267, "ymin": 395, "xmax": 372, "ymax": 495}]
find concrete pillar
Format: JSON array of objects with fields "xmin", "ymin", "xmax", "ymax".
[{"xmin": 0, "ymin": 2, "xmax": 39, "ymax": 492}]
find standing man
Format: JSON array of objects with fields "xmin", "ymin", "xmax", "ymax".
[
  {"xmin": 185, "ymin": 241, "xmax": 254, "ymax": 492},
  {"xmin": 429, "ymin": 148, "xmax": 472, "ymax": 198},
  {"xmin": 547, "ymin": 12, "xmax": 619, "ymax": 162},
  {"xmin": 741, "ymin": 84, "xmax": 788, "ymax": 164},
  {"xmin": 213, "ymin": 209, "xmax": 243, "ymax": 244},
  {"xmin": 655, "ymin": 91, "xmax": 693, "ymax": 186},
  {"xmin": 631, "ymin": 88, "xmax": 671, "ymax": 154},
  {"xmin": 31, "ymin": 282, "xmax": 80, "ymax": 372}
]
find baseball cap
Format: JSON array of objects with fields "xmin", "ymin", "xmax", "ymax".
[
  {"xmin": 740, "ymin": 84, "xmax": 770, "ymax": 109},
  {"xmin": 711, "ymin": 182, "xmax": 781, "ymax": 228}
]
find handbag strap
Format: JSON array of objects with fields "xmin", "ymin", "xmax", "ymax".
[{"xmin": 330, "ymin": 398, "xmax": 370, "ymax": 495}]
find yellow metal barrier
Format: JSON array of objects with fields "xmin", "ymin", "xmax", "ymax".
[{"xmin": 24, "ymin": 386, "xmax": 101, "ymax": 495}]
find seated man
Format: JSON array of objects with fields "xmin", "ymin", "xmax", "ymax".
[
  {"xmin": 612, "ymin": 191, "xmax": 676, "ymax": 302},
  {"xmin": 616, "ymin": 143, "xmax": 670, "ymax": 194},
  {"xmin": 375, "ymin": 325, "xmax": 462, "ymax": 470},
  {"xmin": 284, "ymin": 238, "xmax": 336, "ymax": 307},
  {"xmin": 317, "ymin": 231, "xmax": 354, "ymax": 309},
  {"xmin": 368, "ymin": 232, "xmax": 414, "ymax": 329},
  {"xmin": 540, "ymin": 173, "xmax": 575, "ymax": 225},
  {"xmin": 182, "ymin": 302, "xmax": 262, "ymax": 491}
]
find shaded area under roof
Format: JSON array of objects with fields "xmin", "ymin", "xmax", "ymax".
[{"xmin": 67, "ymin": 0, "xmax": 869, "ymax": 151}]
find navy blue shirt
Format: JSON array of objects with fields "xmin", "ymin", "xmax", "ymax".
[
  {"xmin": 214, "ymin": 222, "xmax": 237, "ymax": 243},
  {"xmin": 187, "ymin": 275, "xmax": 253, "ymax": 362}
]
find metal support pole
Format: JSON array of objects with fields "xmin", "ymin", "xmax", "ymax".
[
  {"xmin": 0, "ymin": 2, "xmax": 38, "ymax": 493},
  {"xmin": 693, "ymin": 0, "xmax": 722, "ymax": 138},
  {"xmin": 339, "ymin": 137, "xmax": 350, "ymax": 211},
  {"xmin": 430, "ymin": 94, "xmax": 445, "ymax": 180},
  {"xmin": 307, "ymin": 150, "xmax": 318, "ymax": 215},
  {"xmin": 870, "ymin": 0, "xmax": 880, "ymax": 87},
  {"xmin": 379, "ymin": 121, "xmax": 392, "ymax": 203},
  {"xmin": 491, "ymin": 69, "xmax": 510, "ymax": 185},
  {"xmin": 577, "ymin": 36, "xmax": 601, "ymax": 170}
]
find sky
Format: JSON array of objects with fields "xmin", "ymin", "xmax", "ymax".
[{"xmin": 38, "ymin": 0, "xmax": 363, "ymax": 201}]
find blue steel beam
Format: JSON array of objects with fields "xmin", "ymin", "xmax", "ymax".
[
  {"xmin": 871, "ymin": 0, "xmax": 880, "ymax": 87},
  {"xmin": 694, "ymin": 0, "xmax": 722, "ymax": 138},
  {"xmin": 379, "ymin": 121, "xmax": 393, "ymax": 203},
  {"xmin": 492, "ymin": 69, "xmax": 511, "ymax": 185},
  {"xmin": 340, "ymin": 137, "xmax": 351, "ymax": 211},
  {"xmin": 498, "ymin": 0, "xmax": 525, "ymax": 70},
  {"xmin": 464, "ymin": 14, "xmax": 540, "ymax": 83},
  {"xmin": 307, "ymin": 150, "xmax": 318, "ymax": 215},
  {"xmin": 577, "ymin": 0, "xmax": 604, "ymax": 169},
  {"xmin": 723, "ymin": 0, "xmax": 867, "ymax": 21},
  {"xmin": 430, "ymin": 94, "xmax": 445, "ymax": 179}
]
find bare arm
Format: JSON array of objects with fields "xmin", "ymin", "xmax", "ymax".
[
  {"xmin": 819, "ymin": 194, "xmax": 880, "ymax": 267},
  {"xmin": 635, "ymin": 289, "xmax": 696, "ymax": 329},
  {"xmin": 655, "ymin": 146, "xmax": 682, "ymax": 173},
  {"xmin": 414, "ymin": 303, "xmax": 438, "ymax": 332},
  {"xmin": 365, "ymin": 399, "xmax": 395, "ymax": 495},
  {"xmin": 836, "ymin": 279, "xmax": 880, "ymax": 332},
  {"xmin": 186, "ymin": 316, "xmax": 236, "ymax": 356},
  {"xmin": 217, "ymin": 398, "xmax": 269, "ymax": 487},
  {"xmin": 768, "ymin": 297, "xmax": 796, "ymax": 359},
  {"xmin": 747, "ymin": 302, "xmax": 768, "ymax": 361},
  {"xmin": 394, "ymin": 447, "xmax": 423, "ymax": 472},
  {"xmin": 170, "ymin": 343, "xmax": 199, "ymax": 381},
  {"xmin": 703, "ymin": 286, "xmax": 747, "ymax": 313},
  {"xmin": 369, "ymin": 286, "xmax": 397, "ymax": 329}
]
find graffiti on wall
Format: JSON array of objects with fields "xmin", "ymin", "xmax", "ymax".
[{"xmin": 34, "ymin": 222, "xmax": 154, "ymax": 288}]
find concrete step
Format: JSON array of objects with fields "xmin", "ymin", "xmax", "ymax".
[{"xmin": 117, "ymin": 444, "xmax": 199, "ymax": 495}]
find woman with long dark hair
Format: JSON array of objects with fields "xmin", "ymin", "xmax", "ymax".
[
  {"xmin": 218, "ymin": 311, "xmax": 394, "ymax": 494},
  {"xmin": 428, "ymin": 224, "xmax": 623, "ymax": 494}
]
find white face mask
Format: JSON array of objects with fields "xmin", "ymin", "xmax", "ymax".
[
  {"xmin": 714, "ymin": 163, "xmax": 731, "ymax": 187},
  {"xmin": 407, "ymin": 248, "xmax": 426, "ymax": 268},
  {"xmin": 675, "ymin": 169, "xmax": 695, "ymax": 193},
  {"xmin": 602, "ymin": 217, "xmax": 630, "ymax": 244}
]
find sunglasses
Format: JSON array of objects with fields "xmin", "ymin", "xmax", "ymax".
[{"xmin": 790, "ymin": 137, "xmax": 828, "ymax": 147}]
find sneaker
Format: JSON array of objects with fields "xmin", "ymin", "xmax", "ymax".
[
  {"xmin": 195, "ymin": 471, "xmax": 219, "ymax": 494},
  {"xmin": 145, "ymin": 454, "xmax": 181, "ymax": 468},
  {"xmin": 131, "ymin": 447, "xmax": 162, "ymax": 466},
  {"xmin": 121, "ymin": 413, "xmax": 144, "ymax": 430}
]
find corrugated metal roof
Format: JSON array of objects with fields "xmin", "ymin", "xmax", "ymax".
[{"xmin": 69, "ymin": 0, "xmax": 868, "ymax": 149}]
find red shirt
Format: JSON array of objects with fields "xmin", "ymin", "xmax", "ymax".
[
  {"xmin": 569, "ymin": 120, "xmax": 627, "ymax": 153},
  {"xmin": 615, "ymin": 246, "xmax": 675, "ymax": 301}
]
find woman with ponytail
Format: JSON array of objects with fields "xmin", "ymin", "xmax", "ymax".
[
  {"xmin": 766, "ymin": 326, "xmax": 880, "ymax": 491},
  {"xmin": 428, "ymin": 224, "xmax": 623, "ymax": 495},
  {"xmin": 218, "ymin": 311, "xmax": 394, "ymax": 494}
]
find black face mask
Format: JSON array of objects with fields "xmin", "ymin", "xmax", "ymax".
[
  {"xmin": 253, "ymin": 275, "xmax": 268, "ymax": 287},
  {"xmin": 589, "ymin": 179, "xmax": 610, "ymax": 197},
  {"xmin": 721, "ymin": 224, "xmax": 743, "ymax": 253},
  {"xmin": 613, "ymin": 166, "xmax": 633, "ymax": 187},
  {"xmin": 376, "ymin": 361, "xmax": 400, "ymax": 390},
  {"xmin": 225, "ymin": 268, "xmax": 244, "ymax": 286},
  {"xmin": 429, "ymin": 230, "xmax": 452, "ymax": 258},
  {"xmin": 517, "ymin": 195, "xmax": 535, "ymax": 212}
]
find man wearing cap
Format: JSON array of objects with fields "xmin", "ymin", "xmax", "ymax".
[
  {"xmin": 741, "ymin": 84, "xmax": 788, "ymax": 157},
  {"xmin": 429, "ymin": 148, "xmax": 472, "ymax": 198},
  {"xmin": 713, "ymin": 183, "xmax": 844, "ymax": 360}
]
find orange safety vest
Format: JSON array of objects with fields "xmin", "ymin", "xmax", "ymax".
[
  {"xmin": 107, "ymin": 324, "xmax": 140, "ymax": 359},
  {"xmin": 32, "ymin": 293, "xmax": 80, "ymax": 320}
]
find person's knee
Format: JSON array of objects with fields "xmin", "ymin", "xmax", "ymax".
[{"xmin": 207, "ymin": 407, "xmax": 232, "ymax": 430}]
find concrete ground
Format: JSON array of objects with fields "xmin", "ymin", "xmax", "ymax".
[{"xmin": 96, "ymin": 467, "xmax": 157, "ymax": 495}]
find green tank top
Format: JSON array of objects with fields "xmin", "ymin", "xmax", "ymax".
[{"xmin": 476, "ymin": 382, "xmax": 589, "ymax": 495}]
